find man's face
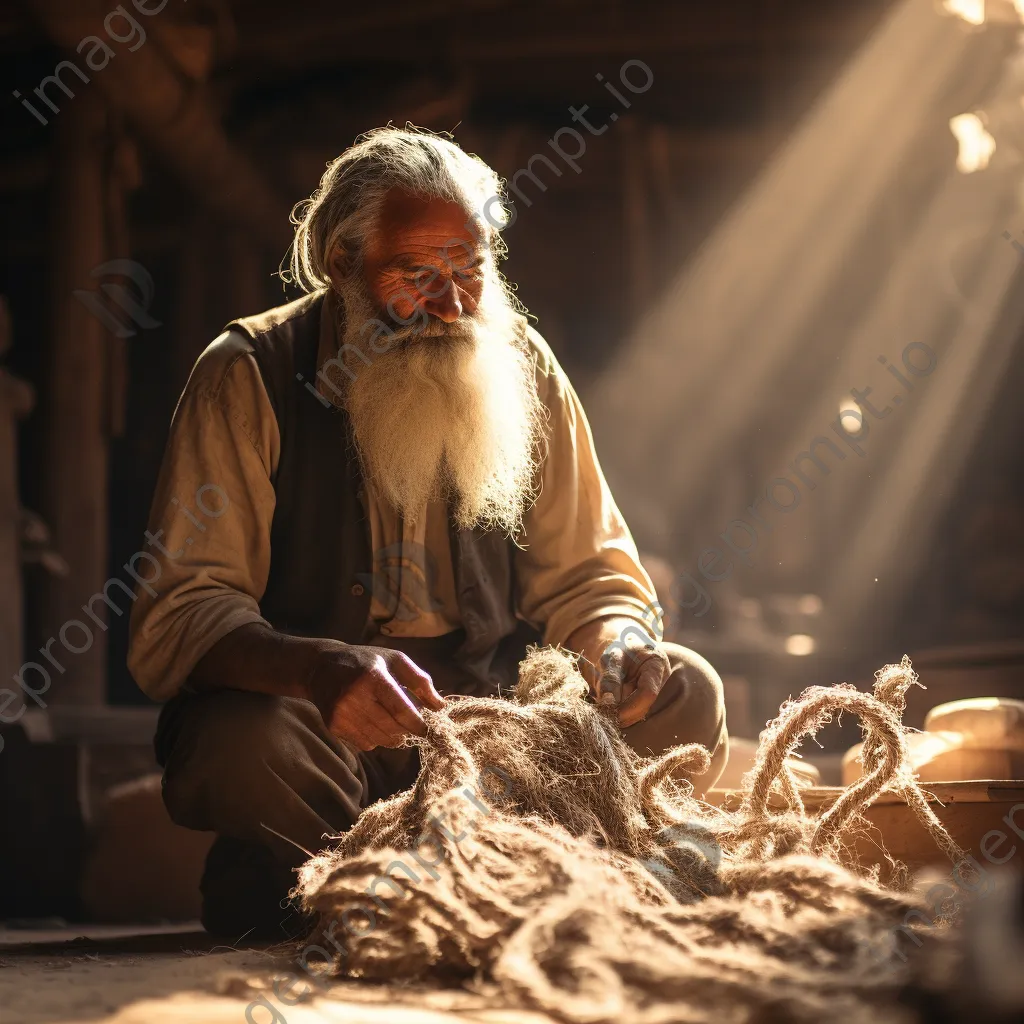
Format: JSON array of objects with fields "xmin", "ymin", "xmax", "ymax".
[
  {"xmin": 329, "ymin": 186, "xmax": 544, "ymax": 535},
  {"xmin": 341, "ymin": 191, "xmax": 486, "ymax": 337}
]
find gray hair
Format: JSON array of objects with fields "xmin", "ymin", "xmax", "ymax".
[{"xmin": 285, "ymin": 126, "xmax": 512, "ymax": 294}]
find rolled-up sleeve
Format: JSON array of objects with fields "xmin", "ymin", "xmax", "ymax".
[
  {"xmin": 515, "ymin": 328, "xmax": 657, "ymax": 646},
  {"xmin": 127, "ymin": 331, "xmax": 279, "ymax": 702}
]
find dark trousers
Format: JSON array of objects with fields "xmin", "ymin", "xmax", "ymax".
[{"xmin": 155, "ymin": 641, "xmax": 727, "ymax": 934}]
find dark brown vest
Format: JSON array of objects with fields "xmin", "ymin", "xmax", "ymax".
[{"xmin": 226, "ymin": 292, "xmax": 539, "ymax": 697}]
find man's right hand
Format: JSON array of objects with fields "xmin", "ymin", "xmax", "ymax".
[
  {"xmin": 191, "ymin": 623, "xmax": 445, "ymax": 752},
  {"xmin": 305, "ymin": 644, "xmax": 445, "ymax": 750}
]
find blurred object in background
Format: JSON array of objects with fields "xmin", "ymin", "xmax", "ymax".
[
  {"xmin": 949, "ymin": 493, "xmax": 1024, "ymax": 640},
  {"xmin": 843, "ymin": 695, "xmax": 1024, "ymax": 782},
  {"xmin": 19, "ymin": 507, "xmax": 69, "ymax": 579},
  {"xmin": 0, "ymin": 297, "xmax": 36, "ymax": 708},
  {"xmin": 81, "ymin": 774, "xmax": 213, "ymax": 923},
  {"xmin": 902, "ymin": 642, "xmax": 1024, "ymax": 726},
  {"xmin": 0, "ymin": 725, "xmax": 85, "ymax": 920},
  {"xmin": 721, "ymin": 674, "xmax": 755, "ymax": 740},
  {"xmin": 669, "ymin": 591, "xmax": 824, "ymax": 656},
  {"xmin": 903, "ymin": 872, "xmax": 1024, "ymax": 1023}
]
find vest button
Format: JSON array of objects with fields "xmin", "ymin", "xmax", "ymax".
[{"xmin": 351, "ymin": 583, "xmax": 364, "ymax": 596}]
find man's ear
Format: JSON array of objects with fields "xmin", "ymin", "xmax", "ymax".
[{"xmin": 327, "ymin": 245, "xmax": 358, "ymax": 289}]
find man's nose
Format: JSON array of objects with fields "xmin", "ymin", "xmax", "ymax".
[{"xmin": 423, "ymin": 279, "xmax": 462, "ymax": 323}]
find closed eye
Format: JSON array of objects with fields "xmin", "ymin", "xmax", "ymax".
[
  {"xmin": 405, "ymin": 267, "xmax": 442, "ymax": 288},
  {"xmin": 455, "ymin": 256, "xmax": 485, "ymax": 280}
]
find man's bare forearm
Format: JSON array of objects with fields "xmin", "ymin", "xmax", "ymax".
[
  {"xmin": 189, "ymin": 621, "xmax": 445, "ymax": 750},
  {"xmin": 190, "ymin": 622, "xmax": 322, "ymax": 702}
]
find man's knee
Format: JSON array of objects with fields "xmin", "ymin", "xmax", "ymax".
[
  {"xmin": 160, "ymin": 690, "xmax": 325, "ymax": 832},
  {"xmin": 659, "ymin": 643, "xmax": 726, "ymax": 748},
  {"xmin": 624, "ymin": 643, "xmax": 728, "ymax": 788}
]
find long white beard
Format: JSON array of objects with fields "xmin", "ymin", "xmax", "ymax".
[{"xmin": 335, "ymin": 273, "xmax": 547, "ymax": 536}]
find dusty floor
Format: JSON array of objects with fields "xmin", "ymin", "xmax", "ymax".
[{"xmin": 0, "ymin": 924, "xmax": 551, "ymax": 1024}]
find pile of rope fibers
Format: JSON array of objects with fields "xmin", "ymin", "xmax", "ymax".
[{"xmin": 296, "ymin": 649, "xmax": 964, "ymax": 1023}]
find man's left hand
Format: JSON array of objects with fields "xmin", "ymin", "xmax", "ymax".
[{"xmin": 566, "ymin": 616, "xmax": 671, "ymax": 728}]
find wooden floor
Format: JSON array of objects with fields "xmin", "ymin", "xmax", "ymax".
[{"xmin": 0, "ymin": 924, "xmax": 552, "ymax": 1024}]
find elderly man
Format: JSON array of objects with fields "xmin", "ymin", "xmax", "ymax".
[{"xmin": 129, "ymin": 127, "xmax": 727, "ymax": 938}]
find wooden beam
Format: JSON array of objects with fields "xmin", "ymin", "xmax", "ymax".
[
  {"xmin": 26, "ymin": 0, "xmax": 291, "ymax": 249},
  {"xmin": 229, "ymin": 0, "xmax": 894, "ymax": 72},
  {"xmin": 41, "ymin": 90, "xmax": 109, "ymax": 706}
]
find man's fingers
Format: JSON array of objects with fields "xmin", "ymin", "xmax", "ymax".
[
  {"xmin": 356, "ymin": 718, "xmax": 398, "ymax": 750},
  {"xmin": 596, "ymin": 646, "xmax": 624, "ymax": 707},
  {"xmin": 618, "ymin": 652, "xmax": 669, "ymax": 728},
  {"xmin": 370, "ymin": 668, "xmax": 428, "ymax": 737},
  {"xmin": 333, "ymin": 711, "xmax": 393, "ymax": 752},
  {"xmin": 389, "ymin": 653, "xmax": 445, "ymax": 710}
]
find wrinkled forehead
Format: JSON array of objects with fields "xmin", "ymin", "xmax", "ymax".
[{"xmin": 368, "ymin": 189, "xmax": 482, "ymax": 266}]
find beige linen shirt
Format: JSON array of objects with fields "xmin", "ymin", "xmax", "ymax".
[{"xmin": 127, "ymin": 303, "xmax": 656, "ymax": 702}]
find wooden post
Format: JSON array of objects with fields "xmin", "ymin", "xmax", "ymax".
[
  {"xmin": 41, "ymin": 92, "xmax": 109, "ymax": 706},
  {"xmin": 103, "ymin": 128, "xmax": 140, "ymax": 439},
  {"xmin": 0, "ymin": 301, "xmax": 35, "ymax": 691}
]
